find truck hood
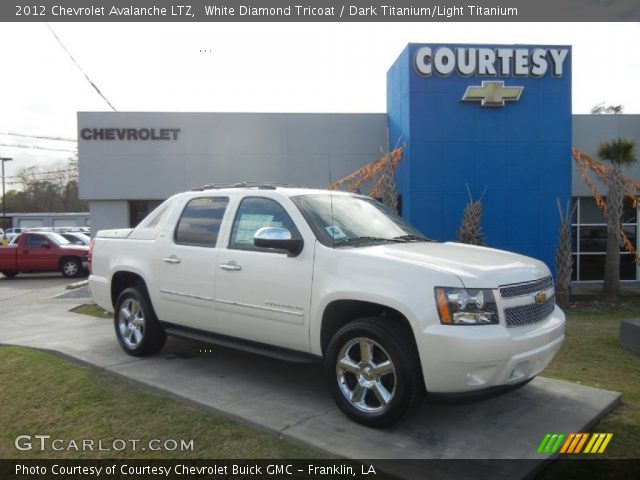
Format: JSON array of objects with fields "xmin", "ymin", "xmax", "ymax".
[{"xmin": 352, "ymin": 241, "xmax": 550, "ymax": 288}]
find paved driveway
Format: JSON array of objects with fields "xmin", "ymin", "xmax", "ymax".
[{"xmin": 0, "ymin": 279, "xmax": 621, "ymax": 480}]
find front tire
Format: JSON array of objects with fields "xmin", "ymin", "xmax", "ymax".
[
  {"xmin": 114, "ymin": 286, "xmax": 166, "ymax": 356},
  {"xmin": 325, "ymin": 317, "xmax": 424, "ymax": 427},
  {"xmin": 60, "ymin": 258, "xmax": 81, "ymax": 278}
]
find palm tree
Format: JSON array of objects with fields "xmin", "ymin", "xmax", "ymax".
[{"xmin": 597, "ymin": 138, "xmax": 637, "ymax": 301}]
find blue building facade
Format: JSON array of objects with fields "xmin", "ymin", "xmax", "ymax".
[{"xmin": 387, "ymin": 43, "xmax": 572, "ymax": 271}]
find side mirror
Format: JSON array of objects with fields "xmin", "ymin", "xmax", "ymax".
[
  {"xmin": 254, "ymin": 227, "xmax": 303, "ymax": 256},
  {"xmin": 42, "ymin": 243, "xmax": 51, "ymax": 249}
]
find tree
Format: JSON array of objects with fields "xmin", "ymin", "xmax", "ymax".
[
  {"xmin": 591, "ymin": 102, "xmax": 624, "ymax": 114},
  {"xmin": 0, "ymin": 155, "xmax": 88, "ymax": 214},
  {"xmin": 597, "ymin": 138, "xmax": 637, "ymax": 301},
  {"xmin": 555, "ymin": 199, "xmax": 576, "ymax": 308},
  {"xmin": 458, "ymin": 185, "xmax": 487, "ymax": 246}
]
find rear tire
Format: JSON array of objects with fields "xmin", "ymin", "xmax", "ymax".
[
  {"xmin": 325, "ymin": 317, "xmax": 424, "ymax": 427},
  {"xmin": 114, "ymin": 286, "xmax": 166, "ymax": 356}
]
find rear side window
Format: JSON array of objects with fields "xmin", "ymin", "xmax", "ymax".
[
  {"xmin": 175, "ymin": 197, "xmax": 229, "ymax": 247},
  {"xmin": 229, "ymin": 197, "xmax": 299, "ymax": 251}
]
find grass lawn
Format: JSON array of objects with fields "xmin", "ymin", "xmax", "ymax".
[
  {"xmin": 542, "ymin": 296, "xmax": 640, "ymax": 459},
  {"xmin": 538, "ymin": 295, "xmax": 640, "ymax": 480},
  {"xmin": 0, "ymin": 346, "xmax": 321, "ymax": 459},
  {"xmin": 70, "ymin": 303, "xmax": 111, "ymax": 318}
]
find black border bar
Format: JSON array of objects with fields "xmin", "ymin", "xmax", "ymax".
[{"xmin": 3, "ymin": 0, "xmax": 640, "ymax": 22}]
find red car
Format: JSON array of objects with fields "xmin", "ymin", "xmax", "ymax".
[{"xmin": 0, "ymin": 232, "xmax": 89, "ymax": 278}]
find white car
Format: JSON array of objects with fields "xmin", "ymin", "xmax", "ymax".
[
  {"xmin": 4, "ymin": 227, "xmax": 28, "ymax": 243},
  {"xmin": 89, "ymin": 184, "xmax": 565, "ymax": 427}
]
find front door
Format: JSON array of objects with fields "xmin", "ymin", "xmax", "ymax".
[
  {"xmin": 214, "ymin": 196, "xmax": 313, "ymax": 352},
  {"xmin": 19, "ymin": 233, "xmax": 57, "ymax": 271}
]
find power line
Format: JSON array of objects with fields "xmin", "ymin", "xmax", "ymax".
[
  {"xmin": 6, "ymin": 169, "xmax": 78, "ymax": 179},
  {"xmin": 46, "ymin": 23, "xmax": 117, "ymax": 112},
  {"xmin": 0, "ymin": 143, "xmax": 76, "ymax": 153},
  {"xmin": 0, "ymin": 132, "xmax": 76, "ymax": 142}
]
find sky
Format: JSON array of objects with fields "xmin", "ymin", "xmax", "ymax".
[{"xmin": 0, "ymin": 21, "xmax": 639, "ymax": 184}]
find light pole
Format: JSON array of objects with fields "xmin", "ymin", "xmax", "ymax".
[{"xmin": 1, "ymin": 157, "xmax": 12, "ymax": 245}]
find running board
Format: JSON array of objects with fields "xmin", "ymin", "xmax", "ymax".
[{"xmin": 162, "ymin": 325, "xmax": 321, "ymax": 364}]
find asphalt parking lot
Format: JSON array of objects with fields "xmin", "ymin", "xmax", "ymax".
[
  {"xmin": 0, "ymin": 276, "xmax": 622, "ymax": 480},
  {"xmin": 0, "ymin": 272, "xmax": 84, "ymax": 305}
]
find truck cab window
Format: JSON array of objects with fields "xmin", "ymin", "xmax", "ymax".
[
  {"xmin": 229, "ymin": 197, "xmax": 299, "ymax": 251},
  {"xmin": 25, "ymin": 235, "xmax": 49, "ymax": 248},
  {"xmin": 174, "ymin": 197, "xmax": 229, "ymax": 247}
]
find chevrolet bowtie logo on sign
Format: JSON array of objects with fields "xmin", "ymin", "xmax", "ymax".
[
  {"xmin": 537, "ymin": 433, "xmax": 613, "ymax": 454},
  {"xmin": 462, "ymin": 81, "xmax": 523, "ymax": 107}
]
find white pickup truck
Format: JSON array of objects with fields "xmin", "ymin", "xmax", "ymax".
[{"xmin": 89, "ymin": 184, "xmax": 565, "ymax": 427}]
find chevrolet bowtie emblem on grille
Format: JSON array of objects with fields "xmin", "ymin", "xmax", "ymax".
[
  {"xmin": 534, "ymin": 292, "xmax": 547, "ymax": 305},
  {"xmin": 462, "ymin": 81, "xmax": 524, "ymax": 107}
]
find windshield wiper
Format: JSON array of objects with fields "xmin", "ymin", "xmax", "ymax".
[
  {"xmin": 334, "ymin": 236, "xmax": 401, "ymax": 246},
  {"xmin": 391, "ymin": 234, "xmax": 432, "ymax": 242}
]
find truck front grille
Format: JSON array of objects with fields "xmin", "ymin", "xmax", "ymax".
[
  {"xmin": 499, "ymin": 276, "xmax": 554, "ymax": 298},
  {"xmin": 504, "ymin": 296, "xmax": 555, "ymax": 328}
]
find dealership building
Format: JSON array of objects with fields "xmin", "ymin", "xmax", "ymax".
[{"xmin": 78, "ymin": 43, "xmax": 640, "ymax": 283}]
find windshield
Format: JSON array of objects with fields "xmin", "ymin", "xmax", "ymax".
[
  {"xmin": 292, "ymin": 194, "xmax": 430, "ymax": 247},
  {"xmin": 46, "ymin": 233, "xmax": 71, "ymax": 245}
]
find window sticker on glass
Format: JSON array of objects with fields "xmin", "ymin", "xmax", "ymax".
[
  {"xmin": 326, "ymin": 225, "xmax": 347, "ymax": 240},
  {"xmin": 235, "ymin": 214, "xmax": 277, "ymax": 244}
]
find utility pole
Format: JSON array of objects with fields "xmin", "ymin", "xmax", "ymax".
[{"xmin": 1, "ymin": 157, "xmax": 12, "ymax": 245}]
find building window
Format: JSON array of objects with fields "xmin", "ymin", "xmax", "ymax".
[
  {"xmin": 129, "ymin": 200, "xmax": 163, "ymax": 228},
  {"xmin": 571, "ymin": 197, "xmax": 639, "ymax": 281}
]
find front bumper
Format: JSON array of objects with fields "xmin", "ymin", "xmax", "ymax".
[{"xmin": 417, "ymin": 305, "xmax": 565, "ymax": 393}]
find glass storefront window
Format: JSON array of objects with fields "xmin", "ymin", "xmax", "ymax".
[{"xmin": 572, "ymin": 196, "xmax": 638, "ymax": 281}]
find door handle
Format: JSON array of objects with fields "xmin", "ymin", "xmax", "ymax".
[
  {"xmin": 163, "ymin": 255, "xmax": 181, "ymax": 264},
  {"xmin": 220, "ymin": 262, "xmax": 241, "ymax": 271}
]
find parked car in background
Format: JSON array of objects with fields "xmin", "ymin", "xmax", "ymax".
[
  {"xmin": 60, "ymin": 232, "xmax": 90, "ymax": 245},
  {"xmin": 0, "ymin": 231, "xmax": 89, "ymax": 278},
  {"xmin": 5, "ymin": 227, "xmax": 28, "ymax": 243}
]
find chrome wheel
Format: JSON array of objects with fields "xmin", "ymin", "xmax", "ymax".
[
  {"xmin": 336, "ymin": 337, "xmax": 397, "ymax": 413},
  {"xmin": 118, "ymin": 298, "xmax": 145, "ymax": 349}
]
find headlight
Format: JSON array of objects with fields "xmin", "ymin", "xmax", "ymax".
[{"xmin": 434, "ymin": 287, "xmax": 499, "ymax": 325}]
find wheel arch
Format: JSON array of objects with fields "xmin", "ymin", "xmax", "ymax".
[
  {"xmin": 320, "ymin": 299, "xmax": 418, "ymax": 356},
  {"xmin": 111, "ymin": 270, "xmax": 148, "ymax": 308}
]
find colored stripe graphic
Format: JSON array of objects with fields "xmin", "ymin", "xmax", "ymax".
[
  {"xmin": 559, "ymin": 433, "xmax": 575, "ymax": 453},
  {"xmin": 540, "ymin": 433, "xmax": 613, "ymax": 454},
  {"xmin": 537, "ymin": 433, "xmax": 565, "ymax": 454},
  {"xmin": 584, "ymin": 433, "xmax": 614, "ymax": 454}
]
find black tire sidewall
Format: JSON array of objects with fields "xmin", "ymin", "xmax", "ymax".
[
  {"xmin": 325, "ymin": 318, "xmax": 421, "ymax": 427},
  {"xmin": 114, "ymin": 286, "xmax": 165, "ymax": 356}
]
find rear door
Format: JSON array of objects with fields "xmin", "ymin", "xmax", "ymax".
[
  {"xmin": 154, "ymin": 196, "xmax": 230, "ymax": 332},
  {"xmin": 214, "ymin": 195, "xmax": 314, "ymax": 352}
]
